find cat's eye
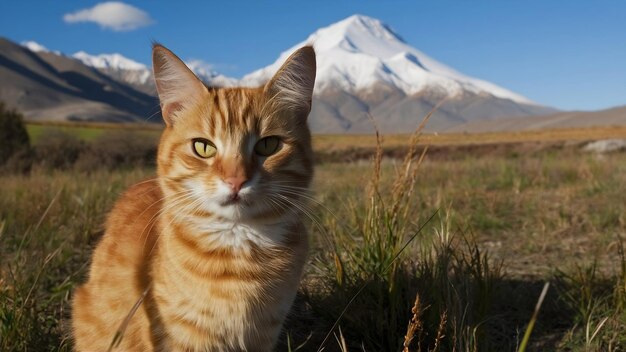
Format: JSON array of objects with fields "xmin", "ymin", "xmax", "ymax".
[
  {"xmin": 192, "ymin": 139, "xmax": 217, "ymax": 158},
  {"xmin": 254, "ymin": 136, "xmax": 280, "ymax": 157}
]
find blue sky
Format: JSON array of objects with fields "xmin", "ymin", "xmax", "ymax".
[{"xmin": 0, "ymin": 1, "xmax": 624, "ymax": 111}]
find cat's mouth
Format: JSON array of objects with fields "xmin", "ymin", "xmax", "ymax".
[{"xmin": 220, "ymin": 194, "xmax": 245, "ymax": 207}]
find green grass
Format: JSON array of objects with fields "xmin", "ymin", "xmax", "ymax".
[
  {"xmin": 25, "ymin": 120, "xmax": 626, "ymax": 149},
  {"xmin": 2, "ymin": 139, "xmax": 626, "ymax": 350},
  {"xmin": 26, "ymin": 124, "xmax": 106, "ymax": 142},
  {"xmin": 25, "ymin": 122, "xmax": 161, "ymax": 144}
]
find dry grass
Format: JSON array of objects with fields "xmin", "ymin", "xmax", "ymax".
[
  {"xmin": 313, "ymin": 126, "xmax": 626, "ymax": 151},
  {"xmin": 26, "ymin": 120, "xmax": 626, "ymax": 149},
  {"xmin": 26, "ymin": 121, "xmax": 161, "ymax": 143},
  {"xmin": 2, "ymin": 125, "xmax": 626, "ymax": 350}
]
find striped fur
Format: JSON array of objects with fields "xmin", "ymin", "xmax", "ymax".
[{"xmin": 72, "ymin": 45, "xmax": 316, "ymax": 351}]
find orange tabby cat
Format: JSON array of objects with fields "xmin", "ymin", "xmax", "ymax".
[{"xmin": 71, "ymin": 44, "xmax": 316, "ymax": 351}]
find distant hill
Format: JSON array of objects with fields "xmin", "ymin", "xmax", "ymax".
[
  {"xmin": 0, "ymin": 37, "xmax": 161, "ymax": 123},
  {"xmin": 448, "ymin": 106, "xmax": 626, "ymax": 132}
]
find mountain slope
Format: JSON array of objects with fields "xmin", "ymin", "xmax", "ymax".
[
  {"xmin": 243, "ymin": 15, "xmax": 556, "ymax": 132},
  {"xmin": 71, "ymin": 50, "xmax": 155, "ymax": 94},
  {"xmin": 0, "ymin": 37, "xmax": 160, "ymax": 123},
  {"xmin": 448, "ymin": 106, "xmax": 626, "ymax": 132}
]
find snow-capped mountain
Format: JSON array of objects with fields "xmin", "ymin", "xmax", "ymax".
[
  {"xmin": 73, "ymin": 51, "xmax": 148, "ymax": 71},
  {"xmin": 242, "ymin": 15, "xmax": 531, "ymax": 103},
  {"xmin": 72, "ymin": 51, "xmax": 236, "ymax": 92},
  {"xmin": 21, "ymin": 41, "xmax": 61, "ymax": 55},
  {"xmin": 243, "ymin": 15, "xmax": 555, "ymax": 132},
  {"xmin": 21, "ymin": 40, "xmax": 50, "ymax": 53},
  {"xmin": 14, "ymin": 16, "xmax": 558, "ymax": 132},
  {"xmin": 20, "ymin": 42, "xmax": 236, "ymax": 94},
  {"xmin": 72, "ymin": 51, "xmax": 153, "ymax": 91},
  {"xmin": 185, "ymin": 59, "xmax": 238, "ymax": 87}
]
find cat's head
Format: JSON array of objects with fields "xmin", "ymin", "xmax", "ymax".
[{"xmin": 153, "ymin": 44, "xmax": 316, "ymax": 223}]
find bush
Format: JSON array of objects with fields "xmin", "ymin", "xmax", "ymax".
[
  {"xmin": 16, "ymin": 128, "xmax": 159, "ymax": 172},
  {"xmin": 3, "ymin": 148, "xmax": 35, "ymax": 174},
  {"xmin": 0, "ymin": 102, "xmax": 30, "ymax": 165},
  {"xmin": 74, "ymin": 131, "xmax": 157, "ymax": 171},
  {"xmin": 34, "ymin": 131, "xmax": 84, "ymax": 170}
]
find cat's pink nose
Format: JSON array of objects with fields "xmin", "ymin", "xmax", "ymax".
[{"xmin": 224, "ymin": 176, "xmax": 247, "ymax": 193}]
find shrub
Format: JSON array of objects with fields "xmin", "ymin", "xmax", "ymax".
[
  {"xmin": 74, "ymin": 131, "xmax": 157, "ymax": 171},
  {"xmin": 33, "ymin": 131, "xmax": 84, "ymax": 170},
  {"xmin": 0, "ymin": 102, "xmax": 30, "ymax": 165}
]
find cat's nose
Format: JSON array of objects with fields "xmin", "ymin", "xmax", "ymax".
[{"xmin": 224, "ymin": 176, "xmax": 247, "ymax": 193}]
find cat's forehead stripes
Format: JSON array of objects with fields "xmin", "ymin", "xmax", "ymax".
[{"xmin": 204, "ymin": 88, "xmax": 263, "ymax": 140}]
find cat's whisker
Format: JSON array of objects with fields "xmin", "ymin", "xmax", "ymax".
[
  {"xmin": 270, "ymin": 194, "xmax": 335, "ymax": 249},
  {"xmin": 271, "ymin": 187, "xmax": 324, "ymax": 207},
  {"xmin": 142, "ymin": 105, "xmax": 164, "ymax": 123},
  {"xmin": 138, "ymin": 188, "xmax": 193, "ymax": 230},
  {"xmin": 162, "ymin": 194, "xmax": 205, "ymax": 232},
  {"xmin": 272, "ymin": 187, "xmax": 353, "ymax": 232},
  {"xmin": 262, "ymin": 196, "xmax": 285, "ymax": 218},
  {"xmin": 141, "ymin": 190, "xmax": 197, "ymax": 255},
  {"xmin": 143, "ymin": 190, "xmax": 197, "ymax": 236},
  {"xmin": 271, "ymin": 183, "xmax": 359, "ymax": 233}
]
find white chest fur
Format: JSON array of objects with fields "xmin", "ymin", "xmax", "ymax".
[{"xmin": 183, "ymin": 216, "xmax": 294, "ymax": 250}]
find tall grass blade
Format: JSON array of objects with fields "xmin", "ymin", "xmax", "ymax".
[
  {"xmin": 107, "ymin": 285, "xmax": 150, "ymax": 352},
  {"xmin": 518, "ymin": 281, "xmax": 550, "ymax": 352},
  {"xmin": 316, "ymin": 210, "xmax": 438, "ymax": 351}
]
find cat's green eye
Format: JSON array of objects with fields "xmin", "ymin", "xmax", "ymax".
[
  {"xmin": 192, "ymin": 139, "xmax": 217, "ymax": 158},
  {"xmin": 254, "ymin": 136, "xmax": 280, "ymax": 157}
]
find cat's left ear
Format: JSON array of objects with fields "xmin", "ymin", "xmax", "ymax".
[
  {"xmin": 264, "ymin": 46, "xmax": 316, "ymax": 119},
  {"xmin": 152, "ymin": 44, "xmax": 207, "ymax": 125}
]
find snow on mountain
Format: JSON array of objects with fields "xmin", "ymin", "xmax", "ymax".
[
  {"xmin": 185, "ymin": 59, "xmax": 237, "ymax": 87},
  {"xmin": 242, "ymin": 14, "xmax": 534, "ymax": 105},
  {"xmin": 72, "ymin": 51, "xmax": 148, "ymax": 71},
  {"xmin": 72, "ymin": 52, "xmax": 236, "ymax": 88},
  {"xmin": 21, "ymin": 41, "xmax": 62, "ymax": 55},
  {"xmin": 21, "ymin": 40, "xmax": 49, "ymax": 53},
  {"xmin": 20, "ymin": 41, "xmax": 235, "ymax": 90},
  {"xmin": 72, "ymin": 51, "xmax": 152, "ymax": 87}
]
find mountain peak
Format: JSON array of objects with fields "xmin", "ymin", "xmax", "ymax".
[
  {"xmin": 21, "ymin": 40, "xmax": 49, "ymax": 53},
  {"xmin": 72, "ymin": 51, "xmax": 147, "ymax": 71},
  {"xmin": 329, "ymin": 14, "xmax": 404, "ymax": 43},
  {"xmin": 21, "ymin": 40, "xmax": 62, "ymax": 55},
  {"xmin": 243, "ymin": 14, "xmax": 534, "ymax": 105},
  {"xmin": 304, "ymin": 14, "xmax": 405, "ymax": 57}
]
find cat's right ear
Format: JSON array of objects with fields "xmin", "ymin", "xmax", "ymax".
[
  {"xmin": 264, "ymin": 46, "xmax": 316, "ymax": 119},
  {"xmin": 152, "ymin": 44, "xmax": 207, "ymax": 125}
]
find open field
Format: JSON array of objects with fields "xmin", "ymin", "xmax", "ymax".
[
  {"xmin": 26, "ymin": 121, "xmax": 162, "ymax": 143},
  {"xmin": 314, "ymin": 125, "xmax": 626, "ymax": 150},
  {"xmin": 2, "ymin": 126, "xmax": 626, "ymax": 350},
  {"xmin": 26, "ymin": 121, "xmax": 626, "ymax": 148}
]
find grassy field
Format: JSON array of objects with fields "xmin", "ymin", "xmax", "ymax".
[
  {"xmin": 26, "ymin": 121, "xmax": 626, "ymax": 148},
  {"xmin": 26, "ymin": 121, "xmax": 162, "ymax": 143},
  {"xmin": 2, "ymin": 126, "xmax": 626, "ymax": 350}
]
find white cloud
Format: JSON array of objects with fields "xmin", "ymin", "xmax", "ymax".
[{"xmin": 63, "ymin": 1, "xmax": 153, "ymax": 31}]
